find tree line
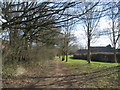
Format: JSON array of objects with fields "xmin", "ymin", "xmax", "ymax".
[{"xmin": 1, "ymin": 1, "xmax": 120, "ymax": 64}]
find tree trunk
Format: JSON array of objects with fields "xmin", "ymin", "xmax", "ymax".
[
  {"xmin": 87, "ymin": 26, "xmax": 91, "ymax": 64},
  {"xmin": 112, "ymin": 21, "xmax": 117, "ymax": 63},
  {"xmin": 62, "ymin": 55, "xmax": 65, "ymax": 61},
  {"xmin": 113, "ymin": 45, "xmax": 117, "ymax": 63},
  {"xmin": 66, "ymin": 52, "xmax": 68, "ymax": 62},
  {"xmin": 87, "ymin": 38, "xmax": 91, "ymax": 64},
  {"xmin": 59, "ymin": 55, "xmax": 60, "ymax": 59},
  {"xmin": 66, "ymin": 42, "xmax": 68, "ymax": 62}
]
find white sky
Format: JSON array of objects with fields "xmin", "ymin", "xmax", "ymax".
[{"xmin": 72, "ymin": 17, "xmax": 118, "ymax": 48}]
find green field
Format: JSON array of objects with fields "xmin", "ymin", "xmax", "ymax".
[
  {"xmin": 62, "ymin": 55, "xmax": 119, "ymax": 72},
  {"xmin": 59, "ymin": 55, "xmax": 120, "ymax": 88}
]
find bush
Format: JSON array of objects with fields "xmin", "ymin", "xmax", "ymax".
[
  {"xmin": 2, "ymin": 45, "xmax": 57, "ymax": 77},
  {"xmin": 3, "ymin": 45, "xmax": 56, "ymax": 64}
]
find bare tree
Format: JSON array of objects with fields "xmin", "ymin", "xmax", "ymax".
[
  {"xmin": 106, "ymin": 2, "xmax": 120, "ymax": 63},
  {"xmin": 56, "ymin": 27, "xmax": 76, "ymax": 62},
  {"xmin": 80, "ymin": 2, "xmax": 102, "ymax": 63},
  {"xmin": 62, "ymin": 9, "xmax": 77, "ymax": 62},
  {"xmin": 63, "ymin": 28, "xmax": 76, "ymax": 62},
  {"xmin": 1, "ymin": 1, "xmax": 104, "ymax": 62},
  {"xmin": 117, "ymin": 1, "xmax": 120, "ymax": 49}
]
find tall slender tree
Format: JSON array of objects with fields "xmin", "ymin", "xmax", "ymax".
[
  {"xmin": 106, "ymin": 2, "xmax": 120, "ymax": 63},
  {"xmin": 80, "ymin": 2, "xmax": 102, "ymax": 63}
]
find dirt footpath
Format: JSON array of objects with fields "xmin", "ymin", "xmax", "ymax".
[
  {"xmin": 24, "ymin": 60, "xmax": 78, "ymax": 88},
  {"xmin": 3, "ymin": 60, "xmax": 81, "ymax": 88},
  {"xmin": 3, "ymin": 60, "xmax": 119, "ymax": 88}
]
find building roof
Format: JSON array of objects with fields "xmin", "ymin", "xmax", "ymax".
[{"xmin": 75, "ymin": 45, "xmax": 120, "ymax": 54}]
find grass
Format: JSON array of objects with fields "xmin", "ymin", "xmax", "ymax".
[
  {"xmin": 62, "ymin": 55, "xmax": 119, "ymax": 72},
  {"xmin": 60, "ymin": 55, "xmax": 120, "ymax": 88}
]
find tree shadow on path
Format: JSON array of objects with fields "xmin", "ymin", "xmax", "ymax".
[{"xmin": 23, "ymin": 65, "xmax": 120, "ymax": 88}]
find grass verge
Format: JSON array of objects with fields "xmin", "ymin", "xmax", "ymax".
[{"xmin": 61, "ymin": 55, "xmax": 120, "ymax": 88}]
